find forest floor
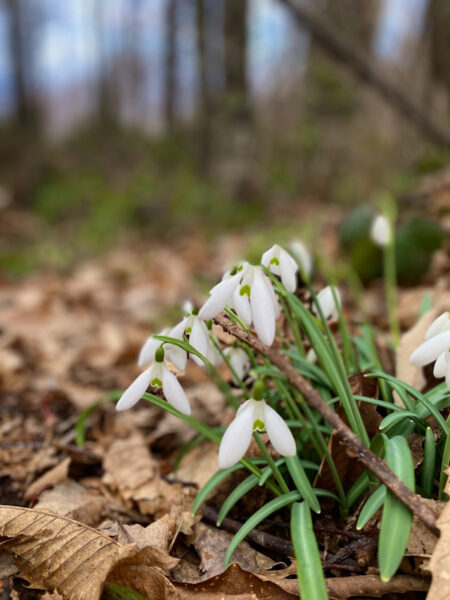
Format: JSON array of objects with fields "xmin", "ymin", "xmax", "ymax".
[{"xmin": 0, "ymin": 199, "xmax": 449, "ymax": 600}]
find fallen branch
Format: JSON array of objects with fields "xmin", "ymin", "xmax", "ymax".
[
  {"xmin": 326, "ymin": 574, "xmax": 430, "ymax": 599},
  {"xmin": 279, "ymin": 0, "xmax": 450, "ymax": 150},
  {"xmin": 215, "ymin": 313, "xmax": 440, "ymax": 536}
]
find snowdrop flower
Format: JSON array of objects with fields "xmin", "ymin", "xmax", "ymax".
[
  {"xmin": 138, "ymin": 327, "xmax": 187, "ymax": 372},
  {"xmin": 117, "ymin": 346, "xmax": 191, "ymax": 415},
  {"xmin": 410, "ymin": 311, "xmax": 450, "ymax": 387},
  {"xmin": 218, "ymin": 381, "xmax": 296, "ymax": 468},
  {"xmin": 199, "ymin": 262, "xmax": 279, "ymax": 346},
  {"xmin": 370, "ymin": 214, "xmax": 391, "ymax": 247},
  {"xmin": 312, "ymin": 286, "xmax": 342, "ymax": 320},
  {"xmin": 224, "ymin": 346, "xmax": 251, "ymax": 384},
  {"xmin": 288, "ymin": 239, "xmax": 313, "ymax": 279},
  {"xmin": 168, "ymin": 307, "xmax": 222, "ymax": 368},
  {"xmin": 261, "ymin": 244, "xmax": 298, "ymax": 293}
]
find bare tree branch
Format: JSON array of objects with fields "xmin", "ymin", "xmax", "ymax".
[{"xmin": 279, "ymin": 0, "xmax": 450, "ymax": 150}]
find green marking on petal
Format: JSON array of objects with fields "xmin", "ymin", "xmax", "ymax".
[
  {"xmin": 253, "ymin": 419, "xmax": 265, "ymax": 432},
  {"xmin": 270, "ymin": 257, "xmax": 280, "ymax": 266},
  {"xmin": 186, "ymin": 327, "xmax": 192, "ymax": 335},
  {"xmin": 151, "ymin": 377, "xmax": 163, "ymax": 387},
  {"xmin": 240, "ymin": 284, "xmax": 251, "ymax": 297}
]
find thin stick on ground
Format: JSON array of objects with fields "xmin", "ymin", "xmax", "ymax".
[{"xmin": 214, "ymin": 313, "xmax": 440, "ymax": 536}]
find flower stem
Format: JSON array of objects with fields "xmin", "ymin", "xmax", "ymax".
[{"xmin": 253, "ymin": 432, "xmax": 291, "ymax": 494}]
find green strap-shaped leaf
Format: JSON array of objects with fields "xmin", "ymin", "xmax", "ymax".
[
  {"xmin": 285, "ymin": 455, "xmax": 321, "ymax": 513},
  {"xmin": 224, "ymin": 491, "xmax": 301, "ymax": 567},
  {"xmin": 291, "ymin": 501, "xmax": 329, "ymax": 600},
  {"xmin": 379, "ymin": 411, "xmax": 426, "ymax": 433},
  {"xmin": 217, "ymin": 474, "xmax": 260, "ymax": 526},
  {"xmin": 192, "ymin": 464, "xmax": 243, "ymax": 515},
  {"xmin": 356, "ymin": 485, "xmax": 386, "ymax": 530},
  {"xmin": 346, "ymin": 472, "xmax": 370, "ymax": 509},
  {"xmin": 378, "ymin": 435, "xmax": 414, "ymax": 582},
  {"xmin": 421, "ymin": 427, "xmax": 436, "ymax": 499}
]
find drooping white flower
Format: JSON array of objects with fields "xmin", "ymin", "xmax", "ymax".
[
  {"xmin": 312, "ymin": 286, "xmax": 342, "ymax": 320},
  {"xmin": 224, "ymin": 346, "xmax": 251, "ymax": 384},
  {"xmin": 410, "ymin": 311, "xmax": 450, "ymax": 388},
  {"xmin": 288, "ymin": 239, "xmax": 313, "ymax": 279},
  {"xmin": 218, "ymin": 396, "xmax": 296, "ymax": 469},
  {"xmin": 117, "ymin": 346, "xmax": 191, "ymax": 415},
  {"xmin": 199, "ymin": 262, "xmax": 279, "ymax": 346},
  {"xmin": 370, "ymin": 214, "xmax": 391, "ymax": 247},
  {"xmin": 138, "ymin": 325, "xmax": 186, "ymax": 372},
  {"xmin": 168, "ymin": 310, "xmax": 222, "ymax": 367},
  {"xmin": 261, "ymin": 244, "xmax": 298, "ymax": 293}
]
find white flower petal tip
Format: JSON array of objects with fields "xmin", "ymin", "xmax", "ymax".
[
  {"xmin": 263, "ymin": 404, "xmax": 297, "ymax": 457},
  {"xmin": 261, "ymin": 244, "xmax": 298, "ymax": 293},
  {"xmin": 433, "ymin": 352, "xmax": 449, "ymax": 379},
  {"xmin": 116, "ymin": 368, "xmax": 152, "ymax": 411},
  {"xmin": 137, "ymin": 336, "xmax": 159, "ymax": 369},
  {"xmin": 218, "ymin": 403, "xmax": 254, "ymax": 468},
  {"xmin": 250, "ymin": 268, "xmax": 276, "ymax": 346},
  {"xmin": 288, "ymin": 240, "xmax": 313, "ymax": 278},
  {"xmin": 410, "ymin": 331, "xmax": 450, "ymax": 367},
  {"xmin": 198, "ymin": 273, "xmax": 242, "ymax": 321},
  {"xmin": 313, "ymin": 286, "xmax": 342, "ymax": 320},
  {"xmin": 224, "ymin": 347, "xmax": 251, "ymax": 383},
  {"xmin": 425, "ymin": 312, "xmax": 450, "ymax": 340},
  {"xmin": 370, "ymin": 214, "xmax": 391, "ymax": 247},
  {"xmin": 162, "ymin": 366, "xmax": 191, "ymax": 415}
]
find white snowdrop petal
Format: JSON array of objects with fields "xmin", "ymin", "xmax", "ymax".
[
  {"xmin": 279, "ymin": 254, "xmax": 297, "ymax": 293},
  {"xmin": 232, "ymin": 286, "xmax": 252, "ymax": 325},
  {"xmin": 218, "ymin": 403, "xmax": 255, "ymax": 468},
  {"xmin": 189, "ymin": 318, "xmax": 210, "ymax": 366},
  {"xmin": 261, "ymin": 245, "xmax": 278, "ymax": 268},
  {"xmin": 314, "ymin": 286, "xmax": 341, "ymax": 320},
  {"xmin": 289, "ymin": 240, "xmax": 313, "ymax": 277},
  {"xmin": 446, "ymin": 363, "xmax": 450, "ymax": 390},
  {"xmin": 410, "ymin": 331, "xmax": 450, "ymax": 367},
  {"xmin": 370, "ymin": 214, "xmax": 391, "ymax": 247},
  {"xmin": 250, "ymin": 269, "xmax": 276, "ymax": 346},
  {"xmin": 433, "ymin": 352, "xmax": 448, "ymax": 378},
  {"xmin": 198, "ymin": 273, "xmax": 242, "ymax": 320},
  {"xmin": 138, "ymin": 337, "xmax": 160, "ymax": 369},
  {"xmin": 236, "ymin": 399, "xmax": 251, "ymax": 415},
  {"xmin": 116, "ymin": 368, "xmax": 152, "ymax": 411},
  {"xmin": 161, "ymin": 366, "xmax": 191, "ymax": 415},
  {"xmin": 263, "ymin": 404, "xmax": 297, "ymax": 457},
  {"xmin": 261, "ymin": 270, "xmax": 281, "ymax": 318},
  {"xmin": 229, "ymin": 348, "xmax": 251, "ymax": 381},
  {"xmin": 425, "ymin": 313, "xmax": 450, "ymax": 340}
]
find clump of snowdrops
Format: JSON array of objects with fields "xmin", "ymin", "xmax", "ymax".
[{"xmin": 112, "ymin": 219, "xmax": 450, "ymax": 599}]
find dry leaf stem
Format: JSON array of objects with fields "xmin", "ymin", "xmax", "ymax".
[{"xmin": 215, "ymin": 314, "xmax": 440, "ymax": 536}]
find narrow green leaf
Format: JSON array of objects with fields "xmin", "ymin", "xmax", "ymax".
[
  {"xmin": 75, "ymin": 391, "xmax": 121, "ymax": 447},
  {"xmin": 192, "ymin": 464, "xmax": 244, "ymax": 515},
  {"xmin": 285, "ymin": 455, "xmax": 321, "ymax": 513},
  {"xmin": 224, "ymin": 491, "xmax": 301, "ymax": 567},
  {"xmin": 379, "ymin": 411, "xmax": 426, "ymax": 432},
  {"xmin": 346, "ymin": 472, "xmax": 370, "ymax": 508},
  {"xmin": 378, "ymin": 436, "xmax": 414, "ymax": 582},
  {"xmin": 357, "ymin": 485, "xmax": 386, "ymax": 530},
  {"xmin": 438, "ymin": 414, "xmax": 450, "ymax": 500},
  {"xmin": 217, "ymin": 474, "xmax": 259, "ymax": 526},
  {"xmin": 291, "ymin": 501, "xmax": 329, "ymax": 600},
  {"xmin": 421, "ymin": 427, "xmax": 435, "ymax": 499}
]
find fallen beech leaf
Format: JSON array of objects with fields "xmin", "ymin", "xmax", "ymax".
[
  {"xmin": 192, "ymin": 523, "xmax": 275, "ymax": 580},
  {"xmin": 427, "ymin": 472, "xmax": 450, "ymax": 599},
  {"xmin": 0, "ymin": 505, "xmax": 134, "ymax": 599},
  {"xmin": 24, "ymin": 456, "xmax": 71, "ymax": 501},
  {"xmin": 174, "ymin": 562, "xmax": 297, "ymax": 599},
  {"xmin": 34, "ymin": 479, "xmax": 106, "ymax": 526},
  {"xmin": 0, "ymin": 505, "xmax": 181, "ymax": 600},
  {"xmin": 395, "ymin": 310, "xmax": 437, "ymax": 404}
]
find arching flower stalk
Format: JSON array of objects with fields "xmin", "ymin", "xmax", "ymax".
[
  {"xmin": 117, "ymin": 346, "xmax": 191, "ymax": 415},
  {"xmin": 218, "ymin": 381, "xmax": 296, "ymax": 468},
  {"xmin": 410, "ymin": 311, "xmax": 450, "ymax": 388}
]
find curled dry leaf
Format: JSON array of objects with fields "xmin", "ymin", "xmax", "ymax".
[
  {"xmin": 427, "ymin": 470, "xmax": 450, "ymax": 600},
  {"xmin": 0, "ymin": 505, "xmax": 179, "ymax": 600},
  {"xmin": 24, "ymin": 456, "xmax": 71, "ymax": 501}
]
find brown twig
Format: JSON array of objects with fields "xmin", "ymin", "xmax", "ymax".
[
  {"xmin": 214, "ymin": 313, "xmax": 440, "ymax": 536},
  {"xmin": 202, "ymin": 505, "xmax": 294, "ymax": 556}
]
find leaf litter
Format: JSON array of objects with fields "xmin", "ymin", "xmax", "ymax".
[{"xmin": 0, "ymin": 232, "xmax": 449, "ymax": 598}]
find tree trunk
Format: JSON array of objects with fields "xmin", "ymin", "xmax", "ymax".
[
  {"xmin": 164, "ymin": 0, "xmax": 177, "ymax": 133},
  {"xmin": 196, "ymin": 0, "xmax": 212, "ymax": 173},
  {"xmin": 224, "ymin": 0, "xmax": 249, "ymax": 122}
]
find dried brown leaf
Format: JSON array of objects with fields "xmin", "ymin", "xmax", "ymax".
[
  {"xmin": 34, "ymin": 479, "xmax": 106, "ymax": 526},
  {"xmin": 0, "ymin": 504, "xmax": 180, "ymax": 600},
  {"xmin": 24, "ymin": 456, "xmax": 71, "ymax": 501}
]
